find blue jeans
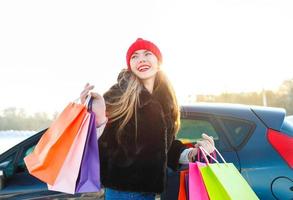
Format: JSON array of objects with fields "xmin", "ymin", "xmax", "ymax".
[{"xmin": 105, "ymin": 188, "xmax": 156, "ymax": 200}]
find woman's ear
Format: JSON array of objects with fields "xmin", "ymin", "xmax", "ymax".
[{"xmin": 158, "ymin": 63, "xmax": 163, "ymax": 70}]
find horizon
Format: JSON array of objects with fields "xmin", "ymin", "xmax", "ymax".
[{"xmin": 0, "ymin": 84, "xmax": 290, "ymax": 117}]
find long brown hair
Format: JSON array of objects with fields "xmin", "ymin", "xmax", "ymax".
[{"xmin": 105, "ymin": 69, "xmax": 180, "ymax": 144}]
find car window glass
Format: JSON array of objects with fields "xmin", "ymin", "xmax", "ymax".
[
  {"xmin": 176, "ymin": 119, "xmax": 218, "ymax": 143},
  {"xmin": 280, "ymin": 119, "xmax": 293, "ymax": 136},
  {"xmin": 0, "ymin": 153, "xmax": 16, "ymax": 178},
  {"xmin": 16, "ymin": 145, "xmax": 36, "ymax": 173},
  {"xmin": 220, "ymin": 118, "xmax": 254, "ymax": 147}
]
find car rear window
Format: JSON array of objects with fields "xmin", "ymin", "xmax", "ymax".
[
  {"xmin": 280, "ymin": 119, "xmax": 293, "ymax": 137},
  {"xmin": 220, "ymin": 118, "xmax": 255, "ymax": 148}
]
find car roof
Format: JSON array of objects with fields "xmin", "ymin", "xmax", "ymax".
[
  {"xmin": 181, "ymin": 103, "xmax": 251, "ymax": 114},
  {"xmin": 181, "ymin": 103, "xmax": 286, "ymax": 131},
  {"xmin": 251, "ymin": 106, "xmax": 285, "ymax": 131}
]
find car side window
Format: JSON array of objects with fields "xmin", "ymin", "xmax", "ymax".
[
  {"xmin": 0, "ymin": 153, "xmax": 16, "ymax": 178},
  {"xmin": 177, "ymin": 115, "xmax": 238, "ymax": 151},
  {"xmin": 176, "ymin": 118, "xmax": 221, "ymax": 150},
  {"xmin": 220, "ymin": 118, "xmax": 255, "ymax": 148},
  {"xmin": 16, "ymin": 144, "xmax": 36, "ymax": 173}
]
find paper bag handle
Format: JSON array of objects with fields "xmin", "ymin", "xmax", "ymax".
[{"xmin": 199, "ymin": 146, "xmax": 227, "ymax": 165}]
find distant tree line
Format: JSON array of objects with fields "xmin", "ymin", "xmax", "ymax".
[
  {"xmin": 196, "ymin": 79, "xmax": 293, "ymax": 115},
  {"xmin": 0, "ymin": 108, "xmax": 56, "ymax": 131},
  {"xmin": 1, "ymin": 79, "xmax": 292, "ymax": 130}
]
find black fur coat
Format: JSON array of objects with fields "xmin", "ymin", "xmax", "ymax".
[{"xmin": 98, "ymin": 71, "xmax": 186, "ymax": 193}]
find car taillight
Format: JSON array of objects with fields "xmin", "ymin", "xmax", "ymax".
[{"xmin": 267, "ymin": 129, "xmax": 293, "ymax": 168}]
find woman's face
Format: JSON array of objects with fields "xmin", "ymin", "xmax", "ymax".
[{"xmin": 129, "ymin": 49, "xmax": 159, "ymax": 81}]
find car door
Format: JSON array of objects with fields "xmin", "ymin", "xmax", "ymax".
[
  {"xmin": 161, "ymin": 111, "xmax": 241, "ymax": 200},
  {"xmin": 0, "ymin": 130, "xmax": 88, "ymax": 199},
  {"xmin": 0, "ymin": 132, "xmax": 52, "ymax": 198},
  {"xmin": 179, "ymin": 112, "xmax": 241, "ymax": 169}
]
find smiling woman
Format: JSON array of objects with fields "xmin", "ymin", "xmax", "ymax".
[
  {"xmin": 77, "ymin": 38, "xmax": 216, "ymax": 200},
  {"xmin": 127, "ymin": 38, "xmax": 162, "ymax": 93},
  {"xmin": 129, "ymin": 49, "xmax": 159, "ymax": 92}
]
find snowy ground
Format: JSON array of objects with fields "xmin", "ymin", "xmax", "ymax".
[{"xmin": 0, "ymin": 130, "xmax": 36, "ymax": 154}]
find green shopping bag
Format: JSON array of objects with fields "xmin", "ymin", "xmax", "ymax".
[{"xmin": 199, "ymin": 147, "xmax": 259, "ymax": 200}]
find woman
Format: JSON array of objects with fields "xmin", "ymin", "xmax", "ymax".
[{"xmin": 80, "ymin": 38, "xmax": 215, "ymax": 200}]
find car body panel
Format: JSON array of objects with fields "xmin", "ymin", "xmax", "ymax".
[{"xmin": 251, "ymin": 106, "xmax": 286, "ymax": 131}]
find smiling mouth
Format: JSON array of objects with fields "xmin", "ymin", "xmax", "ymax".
[{"xmin": 137, "ymin": 65, "xmax": 151, "ymax": 72}]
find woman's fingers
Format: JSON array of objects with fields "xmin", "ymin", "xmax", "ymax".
[
  {"xmin": 188, "ymin": 148, "xmax": 199, "ymax": 162},
  {"xmin": 90, "ymin": 92, "xmax": 103, "ymax": 99},
  {"xmin": 80, "ymin": 84, "xmax": 95, "ymax": 104},
  {"xmin": 191, "ymin": 148, "xmax": 198, "ymax": 160},
  {"xmin": 202, "ymin": 133, "xmax": 215, "ymax": 147},
  {"xmin": 84, "ymin": 83, "xmax": 89, "ymax": 89},
  {"xmin": 83, "ymin": 85, "xmax": 94, "ymax": 96},
  {"xmin": 81, "ymin": 83, "xmax": 94, "ymax": 96},
  {"xmin": 197, "ymin": 140, "xmax": 214, "ymax": 154}
]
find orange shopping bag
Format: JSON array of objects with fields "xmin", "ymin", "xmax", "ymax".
[
  {"xmin": 178, "ymin": 169, "xmax": 189, "ymax": 200},
  {"xmin": 24, "ymin": 102, "xmax": 87, "ymax": 185}
]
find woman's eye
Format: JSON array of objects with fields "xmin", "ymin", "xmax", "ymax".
[
  {"xmin": 145, "ymin": 52, "xmax": 152, "ymax": 56},
  {"xmin": 131, "ymin": 55, "xmax": 137, "ymax": 59}
]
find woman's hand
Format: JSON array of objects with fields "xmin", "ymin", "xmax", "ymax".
[
  {"xmin": 187, "ymin": 133, "xmax": 215, "ymax": 162},
  {"xmin": 195, "ymin": 133, "xmax": 215, "ymax": 154},
  {"xmin": 80, "ymin": 83, "xmax": 94, "ymax": 104},
  {"xmin": 187, "ymin": 147, "xmax": 199, "ymax": 162},
  {"xmin": 80, "ymin": 83, "xmax": 107, "ymax": 127}
]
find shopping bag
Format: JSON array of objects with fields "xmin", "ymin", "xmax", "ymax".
[
  {"xmin": 47, "ymin": 112, "xmax": 90, "ymax": 194},
  {"xmin": 184, "ymin": 173, "xmax": 189, "ymax": 200},
  {"xmin": 24, "ymin": 102, "xmax": 87, "ymax": 185},
  {"xmin": 75, "ymin": 108, "xmax": 101, "ymax": 193},
  {"xmin": 189, "ymin": 162, "xmax": 209, "ymax": 200},
  {"xmin": 199, "ymin": 147, "xmax": 259, "ymax": 200},
  {"xmin": 178, "ymin": 148, "xmax": 214, "ymax": 200},
  {"xmin": 188, "ymin": 147, "xmax": 212, "ymax": 200},
  {"xmin": 178, "ymin": 170, "xmax": 189, "ymax": 200}
]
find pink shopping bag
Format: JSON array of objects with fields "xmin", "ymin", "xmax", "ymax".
[
  {"xmin": 188, "ymin": 147, "xmax": 213, "ymax": 200},
  {"xmin": 48, "ymin": 113, "xmax": 91, "ymax": 194},
  {"xmin": 189, "ymin": 162, "xmax": 209, "ymax": 200}
]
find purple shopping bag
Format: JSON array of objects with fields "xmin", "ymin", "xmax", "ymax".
[
  {"xmin": 75, "ymin": 101, "xmax": 101, "ymax": 193},
  {"xmin": 185, "ymin": 173, "xmax": 189, "ymax": 200}
]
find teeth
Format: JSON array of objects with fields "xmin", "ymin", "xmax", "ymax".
[{"xmin": 138, "ymin": 66, "xmax": 150, "ymax": 71}]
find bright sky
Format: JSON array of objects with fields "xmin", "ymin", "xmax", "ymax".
[{"xmin": 1, "ymin": 0, "xmax": 293, "ymax": 115}]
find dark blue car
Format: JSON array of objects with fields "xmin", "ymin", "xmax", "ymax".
[{"xmin": 0, "ymin": 103, "xmax": 292, "ymax": 199}]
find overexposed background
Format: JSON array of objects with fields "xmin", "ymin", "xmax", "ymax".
[{"xmin": 1, "ymin": 0, "xmax": 293, "ymax": 116}]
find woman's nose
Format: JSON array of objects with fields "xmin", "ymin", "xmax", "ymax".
[{"xmin": 138, "ymin": 57, "xmax": 146, "ymax": 63}]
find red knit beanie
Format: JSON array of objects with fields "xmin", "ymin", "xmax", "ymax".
[{"xmin": 126, "ymin": 38, "xmax": 162, "ymax": 70}]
